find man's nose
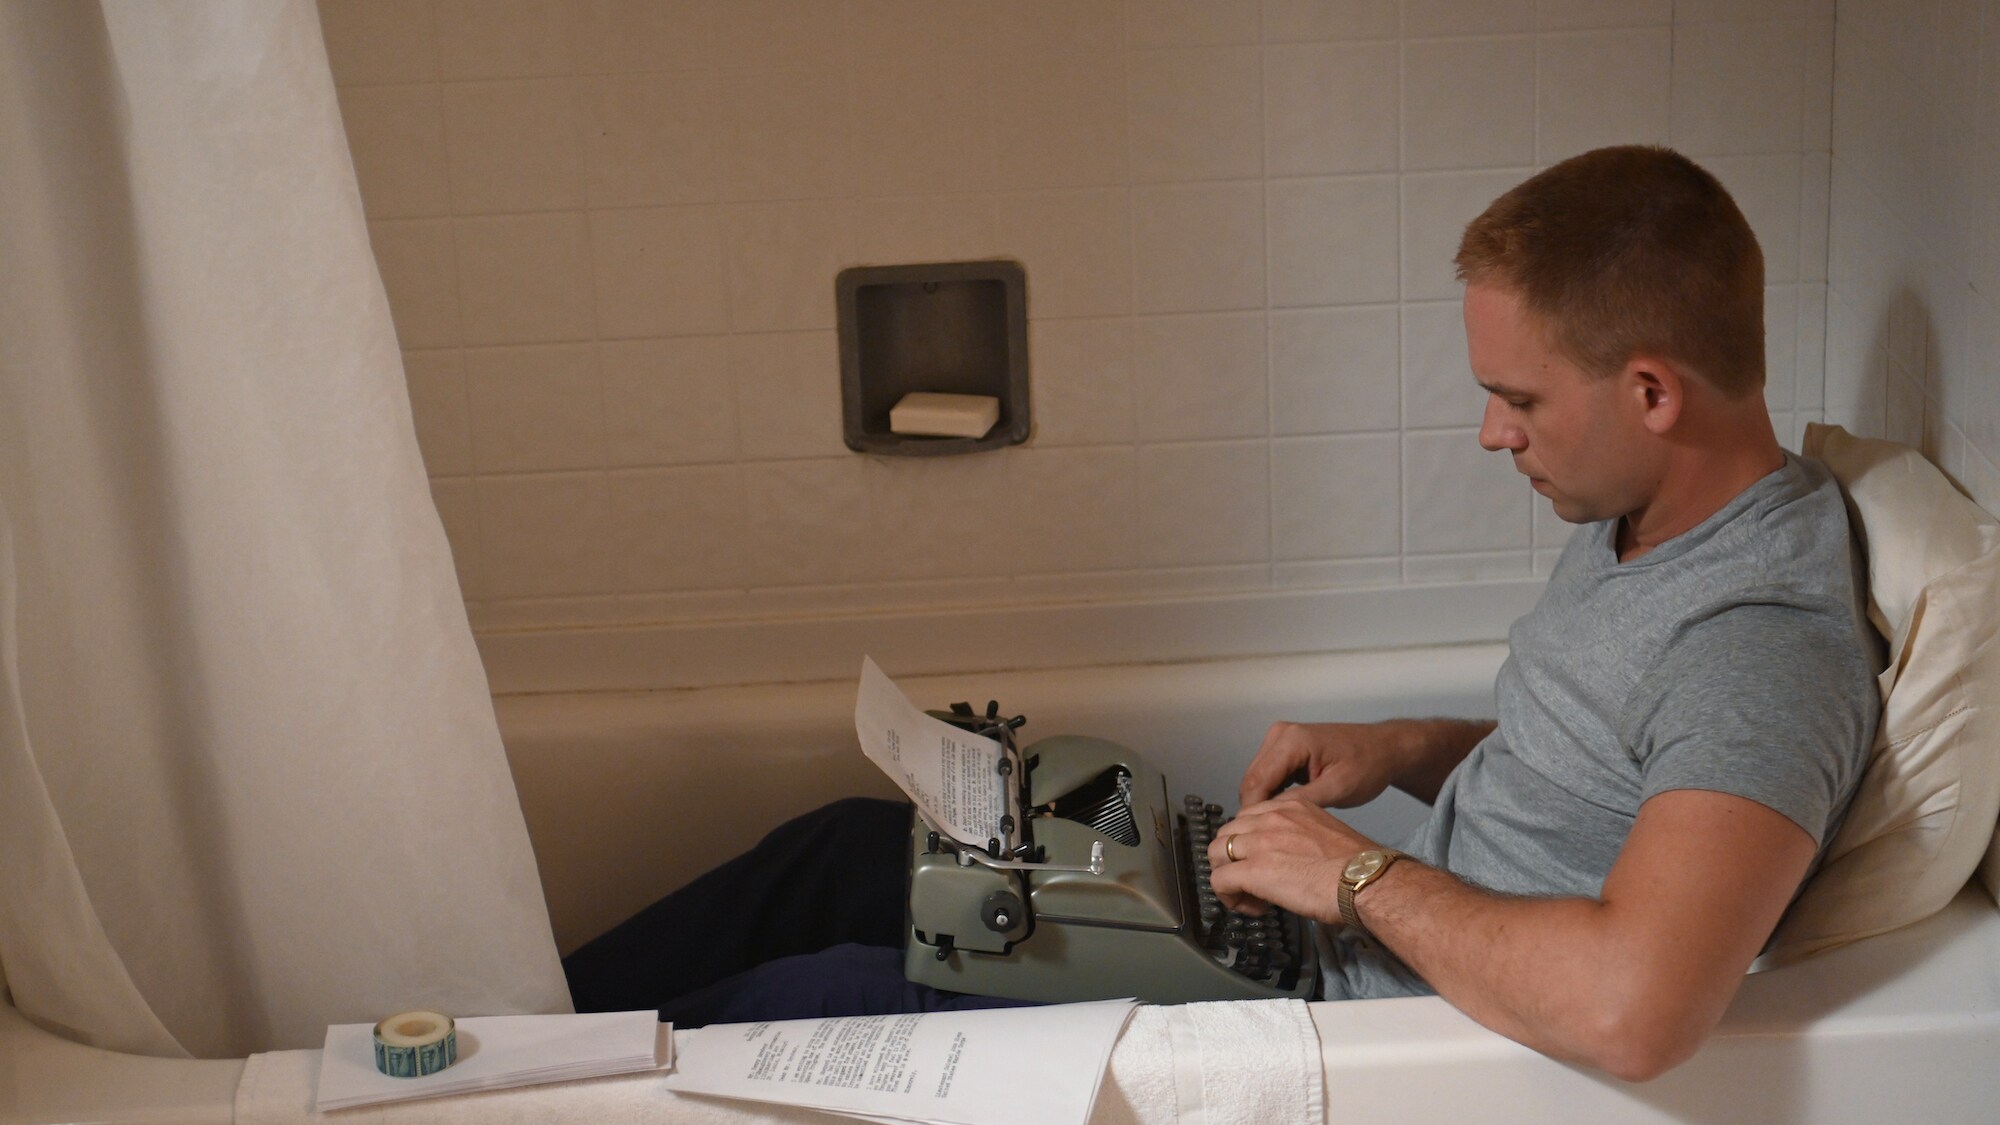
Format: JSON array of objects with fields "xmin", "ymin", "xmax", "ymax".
[{"xmin": 1478, "ymin": 397, "xmax": 1525, "ymax": 452}]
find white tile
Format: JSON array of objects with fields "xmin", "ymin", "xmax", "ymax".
[
  {"xmin": 987, "ymin": 1, "xmax": 1124, "ymax": 52},
  {"xmin": 1673, "ymin": 0, "xmax": 1823, "ymax": 21},
  {"xmin": 849, "ymin": 57, "xmax": 996, "ymax": 195},
  {"xmin": 336, "ymin": 84, "xmax": 450, "ymax": 218},
  {"xmin": 584, "ymin": 72, "xmax": 725, "ymax": 207},
  {"xmin": 1029, "ymin": 319, "xmax": 1136, "ymax": 445},
  {"xmin": 1402, "ymin": 300, "xmax": 1482, "ymax": 428},
  {"xmin": 1134, "ymin": 441, "xmax": 1271, "ymax": 567},
  {"xmin": 433, "ymin": 0, "xmax": 570, "ymax": 79},
  {"xmin": 403, "ymin": 350, "xmax": 472, "ymax": 476},
  {"xmin": 730, "ymin": 331, "xmax": 847, "ymax": 460},
  {"xmin": 1130, "ymin": 313, "xmax": 1269, "ymax": 441},
  {"xmin": 1401, "ymin": 170, "xmax": 1529, "ymax": 300},
  {"xmin": 1127, "ymin": 47, "xmax": 1264, "ymax": 183},
  {"xmin": 1536, "ymin": 29, "xmax": 1670, "ymax": 164},
  {"xmin": 1274, "ymin": 558, "xmax": 1403, "ymax": 588},
  {"xmin": 1669, "ymin": 19, "xmax": 1805, "ymax": 156},
  {"xmin": 319, "ymin": 0, "xmax": 438, "ymax": 85},
  {"xmin": 989, "ymin": 189, "xmax": 1133, "ymax": 319},
  {"xmin": 567, "ymin": 0, "xmax": 713, "ymax": 74},
  {"xmin": 1885, "ymin": 371, "xmax": 1925, "ymax": 449},
  {"xmin": 1006, "ymin": 446, "xmax": 1141, "ymax": 573},
  {"xmin": 1801, "ymin": 17, "xmax": 1835, "ymax": 150},
  {"xmin": 589, "ymin": 206, "xmax": 730, "ymax": 339},
  {"xmin": 1266, "ymin": 175, "xmax": 1400, "ymax": 307},
  {"xmin": 1403, "ymin": 0, "xmax": 1534, "ymax": 37},
  {"xmin": 442, "ymin": 79, "xmax": 584, "ymax": 214},
  {"xmin": 739, "ymin": 457, "xmax": 877, "ymax": 586},
  {"xmin": 1269, "ymin": 305, "xmax": 1400, "ymax": 433},
  {"xmin": 1402, "ymin": 37, "xmax": 1536, "ymax": 171},
  {"xmin": 1799, "ymin": 151, "xmax": 1831, "ymax": 283},
  {"xmin": 1262, "ymin": 43, "xmax": 1399, "ymax": 176},
  {"xmin": 1796, "ymin": 283, "xmax": 1826, "ymax": 411},
  {"xmin": 720, "ymin": 67, "xmax": 853, "ymax": 201},
  {"xmin": 466, "ymin": 344, "xmax": 604, "ymax": 472},
  {"xmin": 369, "ymin": 218, "xmax": 462, "ymax": 348},
  {"xmin": 1536, "ymin": 0, "xmax": 1671, "ymax": 30},
  {"xmin": 1260, "ymin": 0, "xmax": 1398, "ymax": 42},
  {"xmin": 603, "ymin": 465, "xmax": 748, "ymax": 592},
  {"xmin": 1763, "ymin": 285, "xmax": 1798, "ymax": 410},
  {"xmin": 707, "ymin": 0, "xmax": 851, "ymax": 68},
  {"xmin": 843, "ymin": 196, "xmax": 998, "ymax": 268},
  {"xmin": 1131, "ymin": 182, "xmax": 1266, "ymax": 313},
  {"xmin": 724, "ymin": 201, "xmax": 844, "ymax": 333},
  {"xmin": 1127, "ymin": 0, "xmax": 1261, "ymax": 47},
  {"xmin": 1403, "ymin": 551, "xmax": 1533, "ymax": 583},
  {"xmin": 848, "ymin": 0, "xmax": 988, "ymax": 59},
  {"xmin": 1702, "ymin": 154, "xmax": 1803, "ymax": 284},
  {"xmin": 987, "ymin": 52, "xmax": 1129, "ymax": 190},
  {"xmin": 1403, "ymin": 429, "xmax": 1531, "ymax": 552},
  {"xmin": 600, "ymin": 336, "xmax": 739, "ymax": 466},
  {"xmin": 864, "ymin": 455, "xmax": 1018, "ymax": 580},
  {"xmin": 477, "ymin": 472, "xmax": 610, "ymax": 597},
  {"xmin": 1271, "ymin": 433, "xmax": 1399, "ymax": 558},
  {"xmin": 428, "ymin": 476, "xmax": 484, "ymax": 598}
]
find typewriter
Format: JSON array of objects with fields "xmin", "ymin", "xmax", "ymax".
[{"xmin": 903, "ymin": 703, "xmax": 1320, "ymax": 1004}]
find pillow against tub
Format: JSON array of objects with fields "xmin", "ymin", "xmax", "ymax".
[{"xmin": 1759, "ymin": 424, "xmax": 2000, "ymax": 966}]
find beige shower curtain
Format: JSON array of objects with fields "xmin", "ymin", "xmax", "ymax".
[{"xmin": 0, "ymin": 1, "xmax": 571, "ymax": 1057}]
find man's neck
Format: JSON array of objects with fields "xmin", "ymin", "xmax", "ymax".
[{"xmin": 1615, "ymin": 426, "xmax": 1787, "ymax": 562}]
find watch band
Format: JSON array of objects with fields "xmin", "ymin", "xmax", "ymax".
[{"xmin": 1338, "ymin": 848, "xmax": 1404, "ymax": 941}]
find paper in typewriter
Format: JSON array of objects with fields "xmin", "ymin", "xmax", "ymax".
[{"xmin": 855, "ymin": 656, "xmax": 1006, "ymax": 846}]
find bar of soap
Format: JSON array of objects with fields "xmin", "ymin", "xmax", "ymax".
[{"xmin": 888, "ymin": 392, "xmax": 1000, "ymax": 439}]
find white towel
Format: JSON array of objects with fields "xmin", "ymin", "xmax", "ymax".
[
  {"xmin": 234, "ymin": 999, "xmax": 1324, "ymax": 1125},
  {"xmin": 1093, "ymin": 1001, "xmax": 1325, "ymax": 1125}
]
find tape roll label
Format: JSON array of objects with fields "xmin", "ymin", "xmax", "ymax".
[{"xmin": 373, "ymin": 1011, "xmax": 458, "ymax": 1078}]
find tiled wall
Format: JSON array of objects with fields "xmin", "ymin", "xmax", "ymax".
[
  {"xmin": 1825, "ymin": 0, "xmax": 2000, "ymax": 515},
  {"xmin": 318, "ymin": 0, "xmax": 1836, "ymax": 632}
]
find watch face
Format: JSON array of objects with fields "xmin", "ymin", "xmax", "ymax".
[{"xmin": 1345, "ymin": 851, "xmax": 1386, "ymax": 882}]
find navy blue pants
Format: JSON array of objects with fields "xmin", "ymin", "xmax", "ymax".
[{"xmin": 562, "ymin": 797, "xmax": 1036, "ymax": 1026}]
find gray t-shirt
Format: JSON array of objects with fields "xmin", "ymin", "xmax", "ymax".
[{"xmin": 1322, "ymin": 454, "xmax": 1882, "ymax": 1000}]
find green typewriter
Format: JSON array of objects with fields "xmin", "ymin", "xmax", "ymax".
[{"xmin": 903, "ymin": 703, "xmax": 1319, "ymax": 1004}]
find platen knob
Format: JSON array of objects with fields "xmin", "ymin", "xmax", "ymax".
[{"xmin": 981, "ymin": 891, "xmax": 1027, "ymax": 933}]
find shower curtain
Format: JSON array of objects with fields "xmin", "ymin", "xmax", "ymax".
[{"xmin": 0, "ymin": 1, "xmax": 571, "ymax": 1057}]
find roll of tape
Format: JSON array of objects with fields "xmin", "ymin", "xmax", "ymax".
[{"xmin": 373, "ymin": 1011, "xmax": 457, "ymax": 1078}]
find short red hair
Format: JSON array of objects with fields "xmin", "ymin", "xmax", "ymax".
[{"xmin": 1455, "ymin": 146, "xmax": 1765, "ymax": 398}]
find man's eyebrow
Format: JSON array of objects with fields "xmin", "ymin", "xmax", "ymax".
[{"xmin": 1475, "ymin": 379, "xmax": 1534, "ymax": 399}]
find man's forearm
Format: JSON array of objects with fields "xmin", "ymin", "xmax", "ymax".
[
  {"xmin": 1350, "ymin": 790, "xmax": 1818, "ymax": 1081},
  {"xmin": 1355, "ymin": 861, "xmax": 1667, "ymax": 1077},
  {"xmin": 1381, "ymin": 718, "xmax": 1494, "ymax": 803}
]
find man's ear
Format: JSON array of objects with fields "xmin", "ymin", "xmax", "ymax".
[{"xmin": 1623, "ymin": 355, "xmax": 1685, "ymax": 435}]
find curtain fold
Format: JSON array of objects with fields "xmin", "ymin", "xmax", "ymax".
[{"xmin": 0, "ymin": 0, "xmax": 572, "ymax": 1058}]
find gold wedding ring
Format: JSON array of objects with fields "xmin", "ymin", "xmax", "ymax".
[{"xmin": 1225, "ymin": 834, "xmax": 1242, "ymax": 862}]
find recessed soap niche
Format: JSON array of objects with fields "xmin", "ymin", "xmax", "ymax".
[{"xmin": 836, "ymin": 260, "xmax": 1030, "ymax": 456}]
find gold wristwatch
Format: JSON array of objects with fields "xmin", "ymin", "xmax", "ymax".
[{"xmin": 1338, "ymin": 848, "xmax": 1405, "ymax": 941}]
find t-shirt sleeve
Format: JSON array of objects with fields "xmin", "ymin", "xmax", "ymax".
[{"xmin": 1618, "ymin": 597, "xmax": 1880, "ymax": 844}]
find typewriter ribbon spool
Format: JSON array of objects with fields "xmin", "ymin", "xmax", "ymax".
[{"xmin": 373, "ymin": 1010, "xmax": 458, "ymax": 1077}]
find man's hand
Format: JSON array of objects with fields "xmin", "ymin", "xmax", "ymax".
[
  {"xmin": 1238, "ymin": 718, "xmax": 1496, "ymax": 809},
  {"xmin": 1204, "ymin": 797, "xmax": 1378, "ymax": 923}
]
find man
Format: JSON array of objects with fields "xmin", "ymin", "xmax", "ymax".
[
  {"xmin": 1211, "ymin": 144, "xmax": 1878, "ymax": 1079},
  {"xmin": 565, "ymin": 146, "xmax": 1879, "ymax": 1081}
]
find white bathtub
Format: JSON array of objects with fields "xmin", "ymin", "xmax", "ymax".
[{"xmin": 9, "ymin": 640, "xmax": 2000, "ymax": 1122}]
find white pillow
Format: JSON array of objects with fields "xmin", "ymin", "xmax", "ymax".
[{"xmin": 1761, "ymin": 424, "xmax": 2000, "ymax": 964}]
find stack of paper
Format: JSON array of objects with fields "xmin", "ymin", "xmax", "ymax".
[
  {"xmin": 663, "ymin": 999, "xmax": 1136, "ymax": 1125},
  {"xmin": 314, "ymin": 1010, "xmax": 669, "ymax": 1112}
]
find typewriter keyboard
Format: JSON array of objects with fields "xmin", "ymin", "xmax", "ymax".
[{"xmin": 1180, "ymin": 794, "xmax": 1309, "ymax": 987}]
